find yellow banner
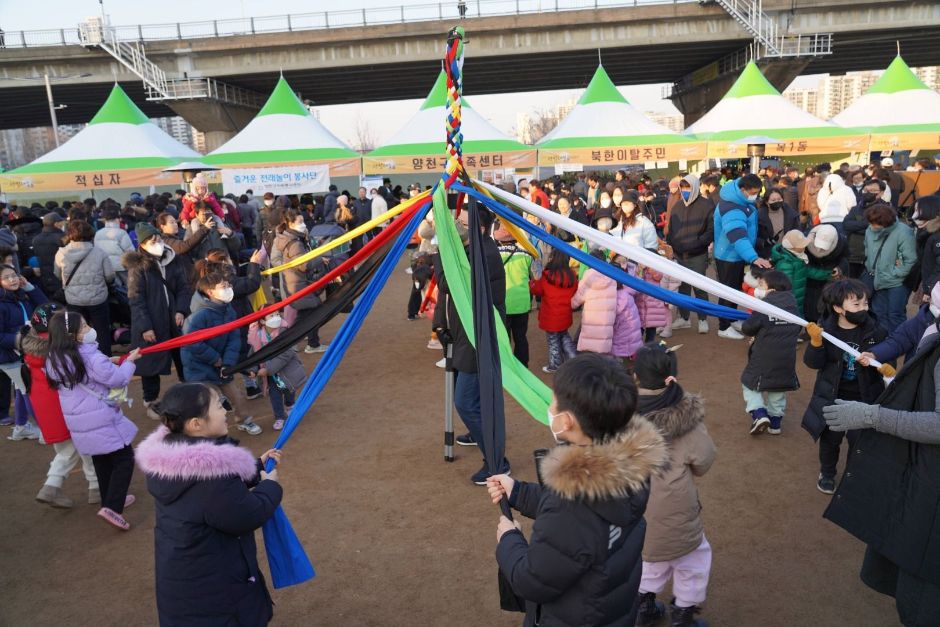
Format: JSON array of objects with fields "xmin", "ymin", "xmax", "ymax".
[
  {"xmin": 706, "ymin": 135, "xmax": 869, "ymax": 158},
  {"xmin": 0, "ymin": 167, "xmax": 185, "ymax": 195},
  {"xmin": 363, "ymin": 150, "xmax": 536, "ymax": 175},
  {"xmin": 538, "ymin": 143, "xmax": 707, "ymax": 167},
  {"xmin": 868, "ymin": 131, "xmax": 940, "ymax": 152}
]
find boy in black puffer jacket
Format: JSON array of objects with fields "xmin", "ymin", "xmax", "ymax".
[{"xmin": 487, "ymin": 353, "xmax": 668, "ymax": 626}]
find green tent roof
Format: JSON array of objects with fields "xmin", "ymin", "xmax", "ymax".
[
  {"xmin": 418, "ymin": 71, "xmax": 473, "ymax": 111},
  {"xmin": 88, "ymin": 84, "xmax": 151, "ymax": 125},
  {"xmin": 577, "ymin": 65, "xmax": 629, "ymax": 105},
  {"xmin": 722, "ymin": 61, "xmax": 780, "ymax": 99},
  {"xmin": 256, "ymin": 76, "xmax": 310, "ymax": 117},
  {"xmin": 867, "ymin": 55, "xmax": 931, "ymax": 95}
]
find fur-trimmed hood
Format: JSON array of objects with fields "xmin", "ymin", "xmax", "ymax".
[
  {"xmin": 19, "ymin": 328, "xmax": 49, "ymax": 357},
  {"xmin": 136, "ymin": 426, "xmax": 259, "ymax": 504},
  {"xmin": 639, "ymin": 394, "xmax": 705, "ymax": 441},
  {"xmin": 542, "ymin": 416, "xmax": 668, "ymax": 504},
  {"xmin": 924, "ymin": 216, "xmax": 940, "ymax": 235},
  {"xmin": 121, "ymin": 245, "xmax": 177, "ymax": 272}
]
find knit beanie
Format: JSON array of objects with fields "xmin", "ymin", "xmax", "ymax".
[
  {"xmin": 781, "ymin": 229, "xmax": 808, "ymax": 255},
  {"xmin": 135, "ymin": 222, "xmax": 161, "ymax": 244},
  {"xmin": 190, "ymin": 173, "xmax": 208, "ymax": 191}
]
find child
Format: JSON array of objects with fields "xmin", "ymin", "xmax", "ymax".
[
  {"xmin": 45, "ymin": 311, "xmax": 141, "ymax": 530},
  {"xmin": 247, "ymin": 310, "xmax": 305, "ymax": 431},
  {"xmin": 740, "ymin": 270, "xmax": 802, "ymax": 435},
  {"xmin": 182, "ymin": 264, "xmax": 261, "ymax": 435},
  {"xmin": 487, "ymin": 353, "xmax": 668, "ymax": 626},
  {"xmin": 770, "ymin": 230, "xmax": 831, "ymax": 316},
  {"xmin": 802, "ymin": 279, "xmax": 888, "ymax": 494},
  {"xmin": 495, "ymin": 223, "xmax": 541, "ymax": 367},
  {"xmin": 611, "ymin": 257, "xmax": 643, "ymax": 371},
  {"xmin": 0, "ymin": 263, "xmax": 47, "ymax": 439},
  {"xmin": 570, "ymin": 247, "xmax": 617, "ymax": 356},
  {"xmin": 633, "ymin": 345, "xmax": 716, "ymax": 627},
  {"xmin": 530, "ymin": 250, "xmax": 578, "ymax": 373},
  {"xmin": 135, "ymin": 383, "xmax": 282, "ymax": 626},
  {"xmin": 22, "ymin": 303, "xmax": 99, "ymax": 508},
  {"xmin": 635, "ymin": 265, "xmax": 670, "ymax": 343}
]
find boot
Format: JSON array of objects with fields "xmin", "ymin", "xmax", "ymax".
[
  {"xmin": 669, "ymin": 600, "xmax": 708, "ymax": 627},
  {"xmin": 35, "ymin": 484, "xmax": 74, "ymax": 509},
  {"xmin": 635, "ymin": 592, "xmax": 665, "ymax": 627}
]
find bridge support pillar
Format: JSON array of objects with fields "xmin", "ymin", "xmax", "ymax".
[
  {"xmin": 164, "ymin": 100, "xmax": 257, "ymax": 153},
  {"xmin": 670, "ymin": 59, "xmax": 812, "ymax": 128}
]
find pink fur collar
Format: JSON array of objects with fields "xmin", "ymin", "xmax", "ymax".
[{"xmin": 135, "ymin": 426, "xmax": 258, "ymax": 482}]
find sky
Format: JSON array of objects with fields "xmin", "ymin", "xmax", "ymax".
[{"xmin": 0, "ymin": 0, "xmax": 823, "ymax": 146}]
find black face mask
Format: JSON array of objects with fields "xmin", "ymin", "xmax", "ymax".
[
  {"xmin": 862, "ymin": 192, "xmax": 878, "ymax": 205},
  {"xmin": 768, "ymin": 201, "xmax": 783, "ymax": 210},
  {"xmin": 843, "ymin": 310, "xmax": 869, "ymax": 326}
]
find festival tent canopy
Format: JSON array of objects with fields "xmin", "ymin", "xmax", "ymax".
[
  {"xmin": 204, "ymin": 75, "xmax": 361, "ymax": 184},
  {"xmin": 832, "ymin": 55, "xmax": 940, "ymax": 152},
  {"xmin": 364, "ymin": 70, "xmax": 536, "ymax": 175},
  {"xmin": 1, "ymin": 83, "xmax": 201, "ymax": 193},
  {"xmin": 684, "ymin": 61, "xmax": 867, "ymax": 158},
  {"xmin": 537, "ymin": 64, "xmax": 706, "ymax": 166}
]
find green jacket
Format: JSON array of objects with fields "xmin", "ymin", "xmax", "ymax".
[
  {"xmin": 864, "ymin": 221, "xmax": 917, "ymax": 290},
  {"xmin": 499, "ymin": 243, "xmax": 539, "ymax": 315},
  {"xmin": 770, "ymin": 244, "xmax": 831, "ymax": 311}
]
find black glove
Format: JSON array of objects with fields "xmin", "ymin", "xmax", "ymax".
[
  {"xmin": 219, "ymin": 366, "xmax": 235, "ymax": 383},
  {"xmin": 434, "ymin": 327, "xmax": 453, "ymax": 345}
]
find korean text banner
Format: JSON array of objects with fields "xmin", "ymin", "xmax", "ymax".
[
  {"xmin": 221, "ymin": 164, "xmax": 331, "ymax": 195},
  {"xmin": 363, "ymin": 150, "xmax": 536, "ymax": 175}
]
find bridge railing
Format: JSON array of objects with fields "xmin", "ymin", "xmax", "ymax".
[{"xmin": 1, "ymin": 0, "xmax": 695, "ymax": 47}]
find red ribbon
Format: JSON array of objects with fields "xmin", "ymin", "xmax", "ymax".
[{"xmin": 418, "ymin": 274, "xmax": 437, "ymax": 314}]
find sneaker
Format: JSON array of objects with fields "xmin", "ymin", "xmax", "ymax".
[
  {"xmin": 124, "ymin": 494, "xmax": 136, "ymax": 509},
  {"xmin": 0, "ymin": 416, "xmax": 13, "ymax": 426},
  {"xmin": 144, "ymin": 400, "xmax": 161, "ymax": 420},
  {"xmin": 427, "ymin": 338, "xmax": 443, "ymax": 350},
  {"xmin": 8, "ymin": 423, "xmax": 40, "ymax": 441},
  {"xmin": 237, "ymin": 419, "xmax": 263, "ymax": 436},
  {"xmin": 669, "ymin": 600, "xmax": 708, "ymax": 627},
  {"xmin": 245, "ymin": 385, "xmax": 263, "ymax": 401},
  {"xmin": 435, "ymin": 357, "xmax": 447, "ymax": 369},
  {"xmin": 542, "ymin": 365, "xmax": 557, "ymax": 374},
  {"xmin": 749, "ymin": 408, "xmax": 771, "ymax": 435},
  {"xmin": 88, "ymin": 488, "xmax": 101, "ymax": 505},
  {"xmin": 273, "ymin": 419, "xmax": 285, "ymax": 431},
  {"xmin": 406, "ymin": 315, "xmax": 417, "ymax": 321},
  {"xmin": 732, "ymin": 321, "xmax": 743, "ymax": 332},
  {"xmin": 659, "ymin": 326, "xmax": 673, "ymax": 338},
  {"xmin": 671, "ymin": 318, "xmax": 692, "ymax": 330},
  {"xmin": 817, "ymin": 473, "xmax": 836, "ymax": 494},
  {"xmin": 405, "ymin": 267, "xmax": 413, "ymax": 275},
  {"xmin": 36, "ymin": 484, "xmax": 74, "ymax": 509},
  {"xmin": 456, "ymin": 433, "xmax": 476, "ymax": 446},
  {"xmin": 304, "ymin": 344, "xmax": 329, "ymax": 354},
  {"xmin": 471, "ymin": 461, "xmax": 511, "ymax": 486},
  {"xmin": 635, "ymin": 592, "xmax": 666, "ymax": 627},
  {"xmin": 768, "ymin": 416, "xmax": 782, "ymax": 435},
  {"xmin": 97, "ymin": 507, "xmax": 130, "ymax": 531},
  {"xmin": 717, "ymin": 326, "xmax": 745, "ymax": 340},
  {"xmin": 698, "ymin": 320, "xmax": 709, "ymax": 334}
]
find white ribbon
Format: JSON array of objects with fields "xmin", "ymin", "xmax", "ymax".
[{"xmin": 477, "ymin": 179, "xmax": 882, "ymax": 369}]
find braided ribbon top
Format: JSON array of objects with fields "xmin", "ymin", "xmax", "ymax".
[{"xmin": 443, "ymin": 26, "xmax": 466, "ymax": 188}]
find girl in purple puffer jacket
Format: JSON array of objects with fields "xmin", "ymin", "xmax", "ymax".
[
  {"xmin": 46, "ymin": 310, "xmax": 142, "ymax": 531},
  {"xmin": 611, "ymin": 256, "xmax": 644, "ymax": 370}
]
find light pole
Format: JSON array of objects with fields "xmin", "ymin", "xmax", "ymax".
[{"xmin": 0, "ymin": 73, "xmax": 92, "ymax": 146}]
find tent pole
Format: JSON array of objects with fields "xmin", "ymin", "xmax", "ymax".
[{"xmin": 443, "ymin": 342, "xmax": 454, "ymax": 462}]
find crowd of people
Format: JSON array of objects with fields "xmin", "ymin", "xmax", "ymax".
[{"xmin": 3, "ymin": 154, "xmax": 939, "ymax": 625}]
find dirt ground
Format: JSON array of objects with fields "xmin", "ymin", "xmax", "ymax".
[{"xmin": 0, "ymin": 256, "xmax": 901, "ymax": 626}]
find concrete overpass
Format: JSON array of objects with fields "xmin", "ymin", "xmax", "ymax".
[{"xmin": 1, "ymin": 0, "xmax": 937, "ymax": 141}]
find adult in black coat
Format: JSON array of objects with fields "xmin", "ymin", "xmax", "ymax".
[
  {"xmin": 911, "ymin": 196, "xmax": 940, "ymax": 293},
  {"xmin": 666, "ymin": 175, "xmax": 715, "ymax": 325},
  {"xmin": 123, "ymin": 225, "xmax": 192, "ymax": 409},
  {"xmin": 756, "ymin": 190, "xmax": 800, "ymax": 260},
  {"xmin": 8, "ymin": 211, "xmax": 43, "ymax": 268},
  {"xmin": 494, "ymin": 416, "xmax": 667, "ymax": 626},
  {"xmin": 844, "ymin": 184, "xmax": 887, "ymax": 278},
  {"xmin": 740, "ymin": 287, "xmax": 802, "ymax": 392},
  {"xmin": 135, "ymin": 384, "xmax": 282, "ymax": 627},
  {"xmin": 821, "ymin": 331, "xmax": 940, "ymax": 625},
  {"xmin": 804, "ymin": 224, "xmax": 849, "ymax": 322},
  {"xmin": 32, "ymin": 216, "xmax": 66, "ymax": 302}
]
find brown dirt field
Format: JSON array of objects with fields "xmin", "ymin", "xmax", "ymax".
[{"xmin": 0, "ymin": 257, "xmax": 900, "ymax": 626}]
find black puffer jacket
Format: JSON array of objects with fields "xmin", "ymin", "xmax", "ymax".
[
  {"xmin": 666, "ymin": 186, "xmax": 714, "ymax": 258},
  {"xmin": 740, "ymin": 290, "xmax": 802, "ymax": 391},
  {"xmin": 800, "ymin": 314, "xmax": 886, "ymax": 440},
  {"xmin": 496, "ymin": 418, "xmax": 668, "ymax": 627},
  {"xmin": 32, "ymin": 226, "xmax": 65, "ymax": 301},
  {"xmin": 136, "ymin": 427, "xmax": 282, "ymax": 627},
  {"xmin": 918, "ymin": 217, "xmax": 940, "ymax": 293},
  {"xmin": 433, "ymin": 236, "xmax": 506, "ymax": 373}
]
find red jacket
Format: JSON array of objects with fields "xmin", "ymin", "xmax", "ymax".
[
  {"xmin": 22, "ymin": 331, "xmax": 70, "ymax": 444},
  {"xmin": 180, "ymin": 192, "xmax": 235, "ymax": 226},
  {"xmin": 530, "ymin": 270, "xmax": 578, "ymax": 333},
  {"xmin": 530, "ymin": 188, "xmax": 550, "ymax": 209}
]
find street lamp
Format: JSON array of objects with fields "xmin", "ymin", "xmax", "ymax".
[{"xmin": 0, "ymin": 73, "xmax": 93, "ymax": 146}]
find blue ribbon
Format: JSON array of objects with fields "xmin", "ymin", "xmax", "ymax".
[
  {"xmin": 452, "ymin": 183, "xmax": 748, "ymax": 321},
  {"xmin": 261, "ymin": 205, "xmax": 426, "ymax": 589}
]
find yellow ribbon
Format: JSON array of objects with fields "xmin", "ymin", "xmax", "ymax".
[
  {"xmin": 473, "ymin": 183, "xmax": 540, "ymax": 259},
  {"xmin": 262, "ymin": 190, "xmax": 431, "ymax": 275}
]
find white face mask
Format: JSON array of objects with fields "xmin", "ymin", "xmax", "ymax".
[
  {"xmin": 142, "ymin": 241, "xmax": 165, "ymax": 257},
  {"xmin": 82, "ymin": 328, "xmax": 97, "ymax": 344},
  {"xmin": 293, "ymin": 221, "xmax": 307, "ymax": 234},
  {"xmin": 264, "ymin": 199, "xmax": 274, "ymax": 207},
  {"xmin": 754, "ymin": 288, "xmax": 768, "ymax": 299},
  {"xmin": 214, "ymin": 287, "xmax": 234, "ymax": 303},
  {"xmin": 547, "ymin": 409, "xmax": 567, "ymax": 444},
  {"xmin": 264, "ymin": 315, "xmax": 282, "ymax": 329},
  {"xmin": 600, "ymin": 198, "xmax": 612, "ymax": 209},
  {"xmin": 747, "ymin": 194, "xmax": 759, "ymax": 203}
]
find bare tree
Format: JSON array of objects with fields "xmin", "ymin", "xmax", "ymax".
[
  {"xmin": 512, "ymin": 108, "xmax": 561, "ymax": 144},
  {"xmin": 352, "ymin": 113, "xmax": 379, "ymax": 153}
]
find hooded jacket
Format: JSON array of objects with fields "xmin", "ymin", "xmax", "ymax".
[
  {"xmin": 32, "ymin": 225, "xmax": 65, "ymax": 300},
  {"xmin": 54, "ymin": 242, "xmax": 114, "ymax": 307},
  {"xmin": 0, "ymin": 285, "xmax": 46, "ymax": 363},
  {"xmin": 246, "ymin": 321, "xmax": 306, "ymax": 393},
  {"xmin": 136, "ymin": 426, "xmax": 281, "ymax": 627},
  {"xmin": 740, "ymin": 289, "xmax": 802, "ymax": 391},
  {"xmin": 843, "ymin": 199, "xmax": 880, "ymax": 265},
  {"xmin": 770, "ymin": 244, "xmax": 831, "ymax": 312},
  {"xmin": 181, "ymin": 298, "xmax": 241, "ymax": 385},
  {"xmin": 496, "ymin": 418, "xmax": 668, "ymax": 627},
  {"xmin": 919, "ymin": 216, "xmax": 940, "ymax": 293},
  {"xmin": 529, "ymin": 270, "xmax": 578, "ymax": 333},
  {"xmin": 666, "ymin": 174, "xmax": 715, "ymax": 258},
  {"xmin": 639, "ymin": 393, "xmax": 716, "ymax": 562},
  {"xmin": 499, "ymin": 242, "xmax": 536, "ymax": 315},
  {"xmin": 21, "ymin": 329, "xmax": 70, "ymax": 444},
  {"xmin": 817, "ymin": 174, "xmax": 857, "ymax": 223},
  {"xmin": 713, "ymin": 179, "xmax": 760, "ymax": 263},
  {"xmin": 571, "ymin": 268, "xmax": 617, "ymax": 354},
  {"xmin": 93, "ymin": 224, "xmax": 134, "ymax": 275},
  {"xmin": 611, "ymin": 286, "xmax": 643, "ymax": 359},
  {"xmin": 864, "ymin": 220, "xmax": 917, "ymax": 291},
  {"xmin": 273, "ymin": 228, "xmax": 327, "ymax": 311},
  {"xmin": 635, "ymin": 267, "xmax": 670, "ymax": 330}
]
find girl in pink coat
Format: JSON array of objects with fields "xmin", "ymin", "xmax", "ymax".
[
  {"xmin": 636, "ymin": 266, "xmax": 670, "ymax": 342},
  {"xmin": 570, "ymin": 250, "xmax": 618, "ymax": 355}
]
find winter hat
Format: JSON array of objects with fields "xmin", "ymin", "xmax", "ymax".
[
  {"xmin": 30, "ymin": 302, "xmax": 60, "ymax": 333},
  {"xmin": 190, "ymin": 173, "xmax": 208, "ymax": 191},
  {"xmin": 135, "ymin": 222, "xmax": 161, "ymax": 244},
  {"xmin": 881, "ymin": 157, "xmax": 894, "ymax": 168},
  {"xmin": 219, "ymin": 197, "xmax": 236, "ymax": 211},
  {"xmin": 808, "ymin": 224, "xmax": 838, "ymax": 258},
  {"xmin": 263, "ymin": 192, "xmax": 275, "ymax": 200},
  {"xmin": 781, "ymin": 230, "xmax": 808, "ymax": 253},
  {"xmin": 42, "ymin": 212, "xmax": 66, "ymax": 227}
]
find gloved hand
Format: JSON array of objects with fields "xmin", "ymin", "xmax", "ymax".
[
  {"xmin": 806, "ymin": 322, "xmax": 824, "ymax": 347},
  {"xmin": 434, "ymin": 327, "xmax": 453, "ymax": 346},
  {"xmin": 877, "ymin": 363, "xmax": 896, "ymax": 378},
  {"xmin": 823, "ymin": 399, "xmax": 879, "ymax": 432}
]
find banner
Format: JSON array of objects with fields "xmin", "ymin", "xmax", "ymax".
[
  {"xmin": 538, "ymin": 142, "xmax": 707, "ymax": 167},
  {"xmin": 363, "ymin": 150, "xmax": 536, "ymax": 175},
  {"xmin": 869, "ymin": 131, "xmax": 940, "ymax": 152},
  {"xmin": 0, "ymin": 167, "xmax": 183, "ymax": 195},
  {"xmin": 222, "ymin": 164, "xmax": 330, "ymax": 196},
  {"xmin": 706, "ymin": 134, "xmax": 869, "ymax": 158}
]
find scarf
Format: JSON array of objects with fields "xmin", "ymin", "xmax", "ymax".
[{"xmin": 637, "ymin": 382, "xmax": 684, "ymax": 414}]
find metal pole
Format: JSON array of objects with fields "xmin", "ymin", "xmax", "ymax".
[
  {"xmin": 287, "ymin": 14, "xmax": 292, "ymax": 31},
  {"xmin": 443, "ymin": 343, "xmax": 454, "ymax": 463},
  {"xmin": 250, "ymin": 17, "xmax": 255, "ymax": 34},
  {"xmin": 44, "ymin": 73, "xmax": 60, "ymax": 147},
  {"xmin": 362, "ymin": 8, "xmax": 367, "ymax": 25}
]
